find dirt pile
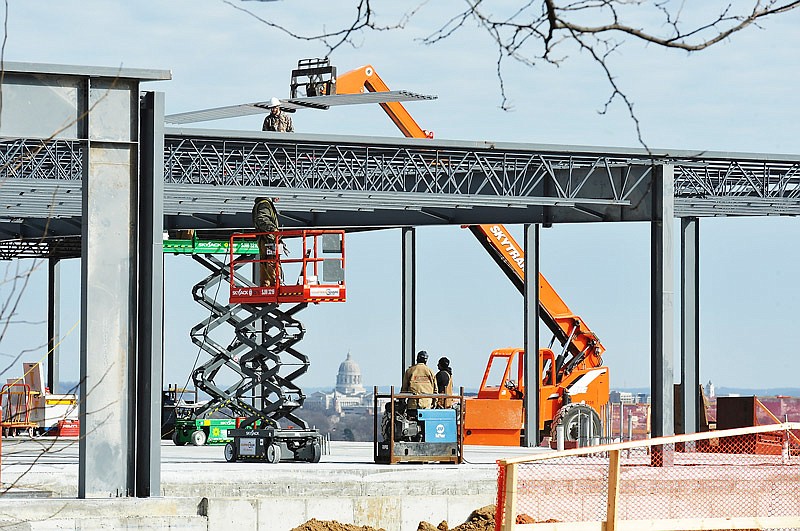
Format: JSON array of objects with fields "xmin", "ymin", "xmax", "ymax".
[
  {"xmin": 290, "ymin": 520, "xmax": 386, "ymax": 531},
  {"xmin": 290, "ymin": 504, "xmax": 550, "ymax": 531}
]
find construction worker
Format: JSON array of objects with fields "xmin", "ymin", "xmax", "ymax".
[
  {"xmin": 435, "ymin": 357, "xmax": 454, "ymax": 408},
  {"xmin": 252, "ymin": 197, "xmax": 280, "ymax": 286},
  {"xmin": 401, "ymin": 350, "xmax": 437, "ymax": 411},
  {"xmin": 261, "ymin": 97, "xmax": 294, "ymax": 132}
]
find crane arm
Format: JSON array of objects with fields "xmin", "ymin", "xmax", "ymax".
[
  {"xmin": 467, "ymin": 224, "xmax": 605, "ymax": 374},
  {"xmin": 335, "ymin": 65, "xmax": 433, "ymax": 139}
]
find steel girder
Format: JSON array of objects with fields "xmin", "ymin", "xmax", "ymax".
[{"xmin": 1, "ymin": 133, "xmax": 800, "ymax": 249}]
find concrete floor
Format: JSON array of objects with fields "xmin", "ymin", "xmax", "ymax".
[{"xmin": 0, "ymin": 437, "xmax": 548, "ymax": 530}]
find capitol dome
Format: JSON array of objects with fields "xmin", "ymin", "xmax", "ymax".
[{"xmin": 336, "ymin": 353, "xmax": 366, "ymax": 396}]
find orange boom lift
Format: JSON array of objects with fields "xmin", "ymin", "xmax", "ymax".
[
  {"xmin": 462, "ymin": 225, "xmax": 609, "ymax": 445},
  {"xmin": 298, "ymin": 58, "xmax": 609, "ymax": 445}
]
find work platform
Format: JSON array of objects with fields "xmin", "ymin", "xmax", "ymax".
[{"xmin": 0, "ymin": 438, "xmax": 538, "ymax": 531}]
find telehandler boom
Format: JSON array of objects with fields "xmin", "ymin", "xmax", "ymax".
[{"xmin": 293, "ymin": 58, "xmax": 610, "ymax": 445}]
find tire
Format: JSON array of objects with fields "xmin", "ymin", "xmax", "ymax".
[
  {"xmin": 550, "ymin": 403, "xmax": 601, "ymax": 442},
  {"xmin": 266, "ymin": 442, "xmax": 281, "ymax": 464},
  {"xmin": 307, "ymin": 441, "xmax": 322, "ymax": 463},
  {"xmin": 190, "ymin": 429, "xmax": 207, "ymax": 447},
  {"xmin": 172, "ymin": 431, "xmax": 187, "ymax": 446},
  {"xmin": 224, "ymin": 442, "xmax": 237, "ymax": 463}
]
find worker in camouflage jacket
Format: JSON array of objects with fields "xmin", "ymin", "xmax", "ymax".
[
  {"xmin": 252, "ymin": 197, "xmax": 279, "ymax": 286},
  {"xmin": 402, "ymin": 350, "xmax": 437, "ymax": 411},
  {"xmin": 261, "ymin": 97, "xmax": 294, "ymax": 132}
]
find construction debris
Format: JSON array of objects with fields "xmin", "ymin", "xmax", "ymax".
[{"xmin": 290, "ymin": 505, "xmax": 550, "ymax": 531}]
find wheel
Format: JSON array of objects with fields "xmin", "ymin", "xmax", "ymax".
[
  {"xmin": 307, "ymin": 441, "xmax": 322, "ymax": 463},
  {"xmin": 172, "ymin": 431, "xmax": 187, "ymax": 446},
  {"xmin": 224, "ymin": 442, "xmax": 237, "ymax": 463},
  {"xmin": 266, "ymin": 442, "xmax": 281, "ymax": 464},
  {"xmin": 550, "ymin": 403, "xmax": 602, "ymax": 442},
  {"xmin": 190, "ymin": 429, "xmax": 207, "ymax": 446}
]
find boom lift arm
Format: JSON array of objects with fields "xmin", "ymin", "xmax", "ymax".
[
  {"xmin": 335, "ymin": 65, "xmax": 433, "ymax": 139},
  {"xmin": 290, "ymin": 58, "xmax": 433, "ymax": 139},
  {"xmin": 467, "ymin": 224, "xmax": 605, "ymax": 380}
]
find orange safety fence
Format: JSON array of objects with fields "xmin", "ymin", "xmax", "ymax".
[{"xmin": 496, "ymin": 422, "xmax": 800, "ymax": 531}]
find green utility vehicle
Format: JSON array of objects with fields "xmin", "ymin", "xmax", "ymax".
[{"xmin": 172, "ymin": 417, "xmax": 237, "ymax": 446}]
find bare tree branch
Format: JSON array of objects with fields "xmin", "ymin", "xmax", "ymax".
[{"xmin": 226, "ymin": 0, "xmax": 800, "ymax": 149}]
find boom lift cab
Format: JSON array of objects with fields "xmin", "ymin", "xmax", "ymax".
[{"xmin": 465, "ymin": 348, "xmax": 609, "ymax": 445}]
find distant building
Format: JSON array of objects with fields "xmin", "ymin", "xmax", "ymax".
[
  {"xmin": 304, "ymin": 352, "xmax": 372, "ymax": 414},
  {"xmin": 336, "ymin": 353, "xmax": 366, "ymax": 396},
  {"xmin": 610, "ymin": 391, "xmax": 635, "ymax": 404}
]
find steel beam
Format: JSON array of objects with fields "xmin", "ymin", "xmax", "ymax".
[
  {"xmin": 135, "ymin": 91, "xmax": 165, "ymax": 497},
  {"xmin": 651, "ymin": 165, "xmax": 675, "ymax": 439},
  {"xmin": 79, "ymin": 76, "xmax": 140, "ymax": 498},
  {"xmin": 680, "ymin": 218, "xmax": 700, "ymax": 434},
  {"xmin": 401, "ymin": 227, "xmax": 416, "ymax": 374},
  {"xmin": 47, "ymin": 257, "xmax": 61, "ymax": 392},
  {"xmin": 522, "ymin": 224, "xmax": 541, "ymax": 447}
]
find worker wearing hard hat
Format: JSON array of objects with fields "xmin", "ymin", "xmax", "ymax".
[
  {"xmin": 252, "ymin": 196, "xmax": 280, "ymax": 286},
  {"xmin": 401, "ymin": 350, "xmax": 437, "ymax": 411},
  {"xmin": 262, "ymin": 97, "xmax": 294, "ymax": 132},
  {"xmin": 435, "ymin": 357, "xmax": 454, "ymax": 408}
]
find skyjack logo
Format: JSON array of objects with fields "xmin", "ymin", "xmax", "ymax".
[
  {"xmin": 489, "ymin": 225, "xmax": 524, "ymax": 269},
  {"xmin": 232, "ymin": 288, "xmax": 253, "ymax": 296},
  {"xmin": 435, "ymin": 423, "xmax": 446, "ymax": 438}
]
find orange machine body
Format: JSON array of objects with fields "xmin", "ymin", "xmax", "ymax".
[{"xmin": 463, "ymin": 348, "xmax": 609, "ymax": 445}]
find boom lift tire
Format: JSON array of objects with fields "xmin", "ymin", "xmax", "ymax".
[
  {"xmin": 172, "ymin": 431, "xmax": 187, "ymax": 447},
  {"xmin": 224, "ymin": 442, "xmax": 237, "ymax": 463},
  {"xmin": 190, "ymin": 429, "xmax": 208, "ymax": 447},
  {"xmin": 266, "ymin": 443, "xmax": 282, "ymax": 464},
  {"xmin": 550, "ymin": 403, "xmax": 602, "ymax": 442}
]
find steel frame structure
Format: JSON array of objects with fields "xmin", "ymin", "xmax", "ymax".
[{"xmin": 2, "ymin": 132, "xmax": 800, "ymax": 255}]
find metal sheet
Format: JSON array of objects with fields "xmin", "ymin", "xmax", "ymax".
[{"xmin": 165, "ymin": 90, "xmax": 437, "ymax": 124}]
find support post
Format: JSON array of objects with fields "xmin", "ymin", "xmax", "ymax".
[
  {"xmin": 651, "ymin": 164, "xmax": 675, "ymax": 444},
  {"xmin": 501, "ymin": 463, "xmax": 518, "ymax": 531},
  {"xmin": 680, "ymin": 217, "xmax": 700, "ymax": 434},
  {"xmin": 606, "ymin": 449, "xmax": 621, "ymax": 531},
  {"xmin": 401, "ymin": 227, "xmax": 416, "ymax": 374},
  {"xmin": 79, "ymin": 77, "xmax": 140, "ymax": 498},
  {"xmin": 522, "ymin": 224, "xmax": 540, "ymax": 447},
  {"xmin": 47, "ymin": 257, "xmax": 61, "ymax": 393},
  {"xmin": 135, "ymin": 91, "xmax": 165, "ymax": 497}
]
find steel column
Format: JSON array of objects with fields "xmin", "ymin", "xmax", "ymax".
[
  {"xmin": 522, "ymin": 224, "xmax": 541, "ymax": 446},
  {"xmin": 135, "ymin": 91, "xmax": 165, "ymax": 497},
  {"xmin": 401, "ymin": 227, "xmax": 416, "ymax": 373},
  {"xmin": 79, "ymin": 77, "xmax": 140, "ymax": 497},
  {"xmin": 650, "ymin": 164, "xmax": 675, "ymax": 439},
  {"xmin": 680, "ymin": 217, "xmax": 700, "ymax": 434},
  {"xmin": 47, "ymin": 257, "xmax": 61, "ymax": 393}
]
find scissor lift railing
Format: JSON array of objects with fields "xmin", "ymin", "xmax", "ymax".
[{"xmin": 228, "ymin": 230, "xmax": 346, "ymax": 305}]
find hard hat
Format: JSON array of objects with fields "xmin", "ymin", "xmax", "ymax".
[
  {"xmin": 416, "ymin": 350, "xmax": 428, "ymax": 363},
  {"xmin": 438, "ymin": 357, "xmax": 450, "ymax": 369},
  {"xmin": 266, "ymin": 97, "xmax": 281, "ymax": 108}
]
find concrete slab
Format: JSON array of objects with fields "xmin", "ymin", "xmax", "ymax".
[{"xmin": 0, "ymin": 437, "xmax": 547, "ymax": 531}]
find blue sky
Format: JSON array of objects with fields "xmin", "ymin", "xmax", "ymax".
[{"xmin": 2, "ymin": 1, "xmax": 799, "ymax": 393}]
